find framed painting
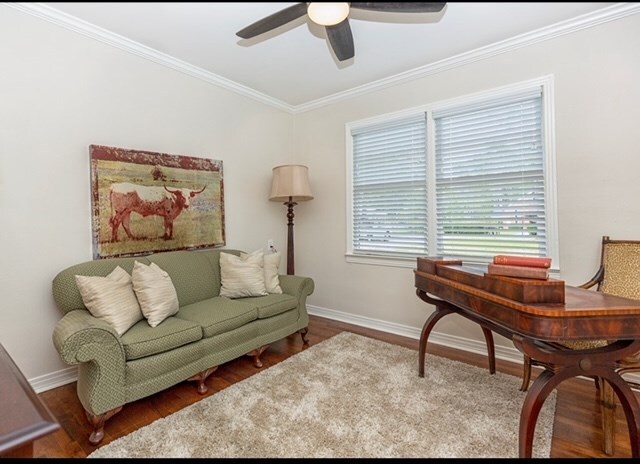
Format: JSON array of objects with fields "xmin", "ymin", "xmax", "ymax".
[{"xmin": 89, "ymin": 144, "xmax": 225, "ymax": 259}]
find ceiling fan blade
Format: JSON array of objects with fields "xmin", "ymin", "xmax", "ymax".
[
  {"xmin": 350, "ymin": 2, "xmax": 447, "ymax": 13},
  {"xmin": 236, "ymin": 3, "xmax": 308, "ymax": 39},
  {"xmin": 325, "ymin": 19, "xmax": 355, "ymax": 62}
]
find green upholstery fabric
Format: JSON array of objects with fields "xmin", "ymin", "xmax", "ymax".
[
  {"xmin": 125, "ymin": 339, "xmax": 205, "ymax": 387},
  {"xmin": 52, "ymin": 310, "xmax": 127, "ymax": 415},
  {"xmin": 120, "ymin": 317, "xmax": 203, "ymax": 360},
  {"xmin": 147, "ymin": 251, "xmax": 218, "ymax": 307},
  {"xmin": 176, "ymin": 297, "xmax": 258, "ymax": 337},
  {"xmin": 51, "ymin": 249, "xmax": 314, "ymax": 423},
  {"xmin": 52, "ymin": 256, "xmax": 150, "ymax": 315},
  {"xmin": 243, "ymin": 293, "xmax": 298, "ymax": 318}
]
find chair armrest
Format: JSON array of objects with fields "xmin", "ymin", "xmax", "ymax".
[
  {"xmin": 52, "ymin": 310, "xmax": 125, "ymax": 366},
  {"xmin": 579, "ymin": 266, "xmax": 605, "ymax": 290},
  {"xmin": 278, "ymin": 274, "xmax": 315, "ymax": 301}
]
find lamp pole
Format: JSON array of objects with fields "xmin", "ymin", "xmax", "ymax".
[{"xmin": 285, "ymin": 196, "xmax": 297, "ymax": 275}]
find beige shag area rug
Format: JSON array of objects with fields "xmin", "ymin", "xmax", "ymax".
[{"xmin": 88, "ymin": 332, "xmax": 556, "ymax": 458}]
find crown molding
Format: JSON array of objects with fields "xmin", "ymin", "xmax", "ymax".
[
  {"xmin": 5, "ymin": 2, "xmax": 296, "ymax": 114},
  {"xmin": 294, "ymin": 2, "xmax": 640, "ymax": 113},
  {"xmin": 6, "ymin": 2, "xmax": 639, "ymax": 115}
]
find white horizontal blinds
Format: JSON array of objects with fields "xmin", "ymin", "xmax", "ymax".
[
  {"xmin": 434, "ymin": 89, "xmax": 546, "ymax": 262},
  {"xmin": 352, "ymin": 115, "xmax": 428, "ymax": 256}
]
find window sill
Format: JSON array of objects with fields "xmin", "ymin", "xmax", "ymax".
[
  {"xmin": 346, "ymin": 253, "xmax": 561, "ymax": 274},
  {"xmin": 345, "ymin": 253, "xmax": 418, "ymax": 269}
]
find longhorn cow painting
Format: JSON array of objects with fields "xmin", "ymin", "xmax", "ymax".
[{"xmin": 90, "ymin": 145, "xmax": 225, "ymax": 259}]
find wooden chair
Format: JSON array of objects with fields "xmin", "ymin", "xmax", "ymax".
[{"xmin": 520, "ymin": 235, "xmax": 640, "ymax": 456}]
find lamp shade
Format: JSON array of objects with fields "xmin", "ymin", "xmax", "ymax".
[{"xmin": 269, "ymin": 165, "xmax": 314, "ymax": 202}]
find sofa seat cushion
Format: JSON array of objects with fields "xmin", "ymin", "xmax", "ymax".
[
  {"xmin": 176, "ymin": 297, "xmax": 258, "ymax": 338},
  {"xmin": 120, "ymin": 317, "xmax": 203, "ymax": 361},
  {"xmin": 242, "ymin": 294, "xmax": 298, "ymax": 319}
]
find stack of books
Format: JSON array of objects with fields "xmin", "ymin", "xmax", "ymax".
[{"xmin": 487, "ymin": 255, "xmax": 552, "ymax": 280}]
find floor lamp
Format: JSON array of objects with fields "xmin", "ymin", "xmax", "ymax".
[{"xmin": 269, "ymin": 165, "xmax": 313, "ymax": 275}]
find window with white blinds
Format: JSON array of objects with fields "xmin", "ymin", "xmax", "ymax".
[
  {"xmin": 434, "ymin": 89, "xmax": 547, "ymax": 262},
  {"xmin": 347, "ymin": 78, "xmax": 556, "ymax": 267},
  {"xmin": 351, "ymin": 116, "xmax": 428, "ymax": 256}
]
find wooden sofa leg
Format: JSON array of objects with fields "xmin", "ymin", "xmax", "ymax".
[
  {"xmin": 85, "ymin": 406, "xmax": 122, "ymax": 445},
  {"xmin": 247, "ymin": 344, "xmax": 270, "ymax": 368},
  {"xmin": 188, "ymin": 366, "xmax": 218, "ymax": 395},
  {"xmin": 299, "ymin": 327, "xmax": 310, "ymax": 345}
]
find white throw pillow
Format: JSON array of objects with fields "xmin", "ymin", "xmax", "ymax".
[
  {"xmin": 131, "ymin": 261, "xmax": 179, "ymax": 327},
  {"xmin": 75, "ymin": 266, "xmax": 143, "ymax": 336},
  {"xmin": 220, "ymin": 250, "xmax": 268, "ymax": 298},
  {"xmin": 241, "ymin": 249, "xmax": 282, "ymax": 294}
]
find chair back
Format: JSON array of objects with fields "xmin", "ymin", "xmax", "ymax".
[{"xmin": 600, "ymin": 237, "xmax": 640, "ymax": 300}]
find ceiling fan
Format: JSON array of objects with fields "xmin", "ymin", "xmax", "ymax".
[{"xmin": 236, "ymin": 2, "xmax": 447, "ymax": 62}]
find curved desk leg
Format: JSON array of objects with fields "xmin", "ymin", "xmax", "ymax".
[
  {"xmin": 514, "ymin": 336, "xmax": 640, "ymax": 458},
  {"xmin": 418, "ymin": 303, "xmax": 454, "ymax": 378},
  {"xmin": 519, "ymin": 368, "xmax": 570, "ymax": 457},
  {"xmin": 481, "ymin": 326, "xmax": 496, "ymax": 375},
  {"xmin": 605, "ymin": 374, "xmax": 640, "ymax": 457}
]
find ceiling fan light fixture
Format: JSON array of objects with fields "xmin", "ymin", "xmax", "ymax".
[{"xmin": 307, "ymin": 2, "xmax": 350, "ymax": 26}]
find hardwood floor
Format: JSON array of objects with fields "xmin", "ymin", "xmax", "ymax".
[{"xmin": 34, "ymin": 315, "xmax": 635, "ymax": 458}]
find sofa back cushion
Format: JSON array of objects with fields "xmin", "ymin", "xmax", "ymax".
[
  {"xmin": 146, "ymin": 250, "xmax": 219, "ymax": 306},
  {"xmin": 200, "ymin": 249, "xmax": 242, "ymax": 296},
  {"xmin": 53, "ymin": 256, "xmax": 150, "ymax": 315}
]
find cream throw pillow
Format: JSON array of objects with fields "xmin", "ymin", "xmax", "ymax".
[
  {"xmin": 220, "ymin": 250, "xmax": 268, "ymax": 298},
  {"xmin": 241, "ymin": 249, "xmax": 282, "ymax": 294},
  {"xmin": 131, "ymin": 261, "xmax": 179, "ymax": 327},
  {"xmin": 75, "ymin": 266, "xmax": 143, "ymax": 336}
]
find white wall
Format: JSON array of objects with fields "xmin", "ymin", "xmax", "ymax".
[
  {"xmin": 3, "ymin": 5, "xmax": 639, "ymax": 389},
  {"xmin": 293, "ymin": 14, "xmax": 640, "ymax": 350},
  {"xmin": 0, "ymin": 6, "xmax": 295, "ymax": 383}
]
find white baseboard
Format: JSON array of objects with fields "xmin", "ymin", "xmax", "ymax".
[
  {"xmin": 307, "ymin": 304, "xmax": 640, "ymax": 386},
  {"xmin": 307, "ymin": 304, "xmax": 526, "ymax": 367},
  {"xmin": 30, "ymin": 365, "xmax": 77, "ymax": 394},
  {"xmin": 32, "ymin": 305, "xmax": 640, "ymax": 393}
]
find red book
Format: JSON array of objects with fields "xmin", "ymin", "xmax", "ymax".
[
  {"xmin": 493, "ymin": 255, "xmax": 552, "ymax": 269},
  {"xmin": 487, "ymin": 263, "xmax": 549, "ymax": 280}
]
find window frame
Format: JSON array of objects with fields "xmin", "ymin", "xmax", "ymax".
[{"xmin": 345, "ymin": 75, "xmax": 559, "ymax": 270}]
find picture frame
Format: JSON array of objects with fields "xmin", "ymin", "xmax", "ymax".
[{"xmin": 89, "ymin": 144, "xmax": 225, "ymax": 259}]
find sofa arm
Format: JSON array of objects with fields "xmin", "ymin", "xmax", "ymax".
[
  {"xmin": 278, "ymin": 274, "xmax": 314, "ymax": 301},
  {"xmin": 52, "ymin": 310, "xmax": 127, "ymax": 415},
  {"xmin": 53, "ymin": 310, "xmax": 125, "ymax": 365}
]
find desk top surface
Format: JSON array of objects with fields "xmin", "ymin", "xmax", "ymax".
[
  {"xmin": 414, "ymin": 259, "xmax": 640, "ymax": 341},
  {"xmin": 0, "ymin": 344, "xmax": 60, "ymax": 455}
]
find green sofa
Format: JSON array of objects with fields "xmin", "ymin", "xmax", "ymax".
[{"xmin": 51, "ymin": 249, "xmax": 314, "ymax": 445}]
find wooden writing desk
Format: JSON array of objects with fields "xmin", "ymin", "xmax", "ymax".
[
  {"xmin": 0, "ymin": 343, "xmax": 59, "ymax": 458},
  {"xmin": 414, "ymin": 257, "xmax": 640, "ymax": 458}
]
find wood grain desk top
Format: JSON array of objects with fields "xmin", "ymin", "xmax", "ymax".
[
  {"xmin": 0, "ymin": 343, "xmax": 60, "ymax": 456},
  {"xmin": 414, "ymin": 259, "xmax": 640, "ymax": 341}
]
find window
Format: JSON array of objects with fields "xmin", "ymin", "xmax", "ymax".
[
  {"xmin": 351, "ymin": 116, "xmax": 428, "ymax": 257},
  {"xmin": 346, "ymin": 77, "xmax": 558, "ymax": 268}
]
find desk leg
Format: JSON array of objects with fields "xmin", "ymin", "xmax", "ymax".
[
  {"xmin": 481, "ymin": 327, "xmax": 496, "ymax": 374},
  {"xmin": 418, "ymin": 304, "xmax": 454, "ymax": 378},
  {"xmin": 514, "ymin": 336, "xmax": 640, "ymax": 458}
]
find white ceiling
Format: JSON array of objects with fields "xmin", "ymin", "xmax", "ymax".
[{"xmin": 38, "ymin": 2, "xmax": 620, "ymax": 108}]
